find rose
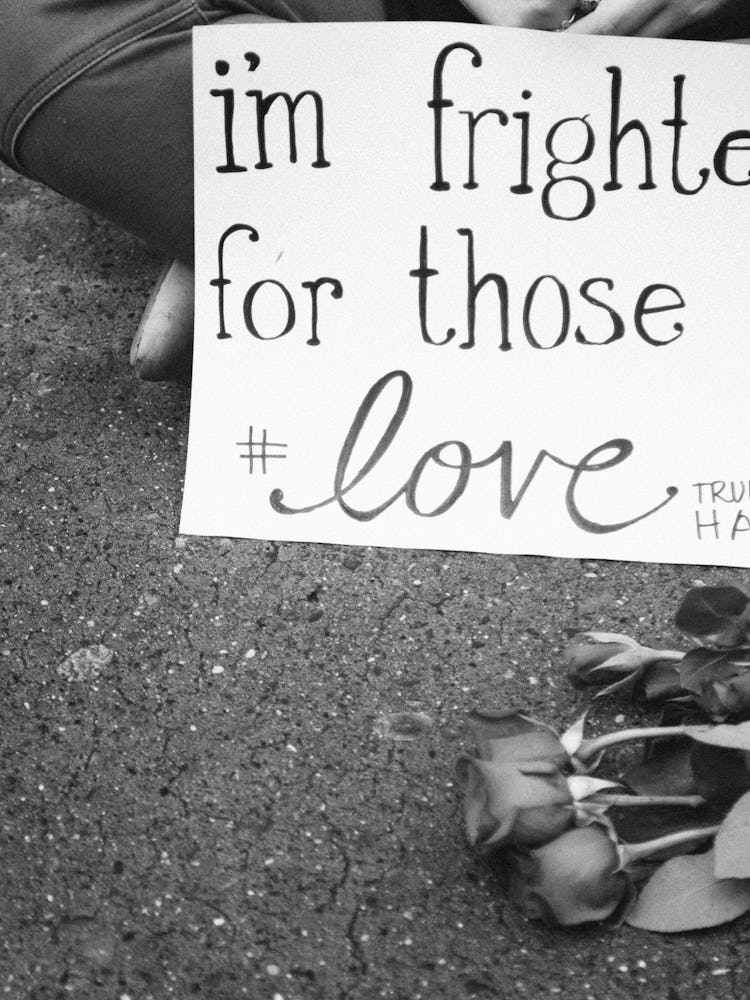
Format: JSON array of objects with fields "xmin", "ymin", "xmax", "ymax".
[
  {"xmin": 506, "ymin": 825, "xmax": 634, "ymax": 926},
  {"xmin": 458, "ymin": 709, "xmax": 716, "ymax": 854},
  {"xmin": 565, "ymin": 632, "xmax": 683, "ymax": 700},
  {"xmin": 458, "ymin": 757, "xmax": 574, "ymax": 850},
  {"xmin": 505, "ymin": 820, "xmax": 719, "ymax": 926},
  {"xmin": 457, "ymin": 710, "xmax": 574, "ymax": 850}
]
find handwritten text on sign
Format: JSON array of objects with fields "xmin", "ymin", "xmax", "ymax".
[{"xmin": 182, "ymin": 23, "xmax": 750, "ymax": 566}]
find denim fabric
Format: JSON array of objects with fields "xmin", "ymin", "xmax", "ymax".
[
  {"xmin": 0, "ymin": 1, "xmax": 471, "ymax": 177},
  {"xmin": 0, "ymin": 1, "xmax": 398, "ymax": 258},
  {"xmin": 0, "ymin": 1, "xmax": 201, "ymax": 176}
]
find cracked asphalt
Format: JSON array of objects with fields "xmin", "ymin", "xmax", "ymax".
[{"xmin": 3, "ymin": 162, "xmax": 750, "ymax": 1000}]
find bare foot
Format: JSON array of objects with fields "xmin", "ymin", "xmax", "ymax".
[{"xmin": 130, "ymin": 260, "xmax": 194, "ymax": 381}]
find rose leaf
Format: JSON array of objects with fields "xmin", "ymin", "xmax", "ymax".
[
  {"xmin": 626, "ymin": 850, "xmax": 750, "ymax": 932},
  {"xmin": 690, "ymin": 743, "xmax": 750, "ymax": 803},
  {"xmin": 715, "ymin": 791, "xmax": 750, "ymax": 879},
  {"xmin": 622, "ymin": 741, "xmax": 697, "ymax": 798},
  {"xmin": 642, "ymin": 661, "xmax": 685, "ymax": 702},
  {"xmin": 679, "ymin": 649, "xmax": 739, "ymax": 695},
  {"xmin": 675, "ymin": 586, "xmax": 750, "ymax": 648}
]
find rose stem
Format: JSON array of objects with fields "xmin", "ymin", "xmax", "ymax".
[
  {"xmin": 621, "ymin": 825, "xmax": 721, "ymax": 864},
  {"xmin": 576, "ymin": 725, "xmax": 692, "ymax": 763},
  {"xmin": 591, "ymin": 794, "xmax": 705, "ymax": 809}
]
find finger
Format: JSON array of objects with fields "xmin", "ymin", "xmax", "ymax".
[
  {"xmin": 456, "ymin": 0, "xmax": 509, "ymax": 25},
  {"xmin": 628, "ymin": 7, "xmax": 697, "ymax": 36},
  {"xmin": 565, "ymin": 0, "xmax": 670, "ymax": 35},
  {"xmin": 458, "ymin": 0, "xmax": 578, "ymax": 30}
]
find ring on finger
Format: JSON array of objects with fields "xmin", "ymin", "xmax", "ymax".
[{"xmin": 557, "ymin": 0, "xmax": 600, "ymax": 30}]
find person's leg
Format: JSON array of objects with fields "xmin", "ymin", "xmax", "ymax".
[
  {"xmin": 0, "ymin": 1, "xmax": 389, "ymax": 377},
  {"xmin": 8, "ymin": 1, "xmax": 388, "ymax": 265},
  {"xmin": 676, "ymin": 2, "xmax": 750, "ymax": 41}
]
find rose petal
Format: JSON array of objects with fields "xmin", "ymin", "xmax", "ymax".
[{"xmin": 508, "ymin": 826, "xmax": 631, "ymax": 926}]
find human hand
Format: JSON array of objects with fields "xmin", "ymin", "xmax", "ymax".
[
  {"xmin": 565, "ymin": 0, "xmax": 739, "ymax": 36},
  {"xmin": 457, "ymin": 1, "xmax": 579, "ymax": 31}
]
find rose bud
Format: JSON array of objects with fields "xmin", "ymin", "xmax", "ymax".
[
  {"xmin": 565, "ymin": 632, "xmax": 683, "ymax": 698},
  {"xmin": 457, "ymin": 710, "xmax": 574, "ymax": 850},
  {"xmin": 506, "ymin": 825, "xmax": 633, "ymax": 926},
  {"xmin": 565, "ymin": 633, "xmax": 636, "ymax": 682},
  {"xmin": 675, "ymin": 585, "xmax": 750, "ymax": 650}
]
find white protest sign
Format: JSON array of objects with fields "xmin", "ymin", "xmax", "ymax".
[{"xmin": 182, "ymin": 23, "xmax": 750, "ymax": 566}]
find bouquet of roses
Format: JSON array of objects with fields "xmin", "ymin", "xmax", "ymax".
[{"xmin": 457, "ymin": 584, "xmax": 750, "ymax": 931}]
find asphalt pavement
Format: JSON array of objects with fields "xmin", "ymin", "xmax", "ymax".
[{"xmin": 2, "ymin": 163, "xmax": 750, "ymax": 1000}]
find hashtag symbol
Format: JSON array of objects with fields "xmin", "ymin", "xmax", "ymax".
[{"xmin": 236, "ymin": 426, "xmax": 287, "ymax": 474}]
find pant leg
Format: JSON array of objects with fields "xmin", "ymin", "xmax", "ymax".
[
  {"xmin": 6, "ymin": 1, "xmax": 388, "ymax": 263},
  {"xmin": 676, "ymin": 2, "xmax": 750, "ymax": 41}
]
